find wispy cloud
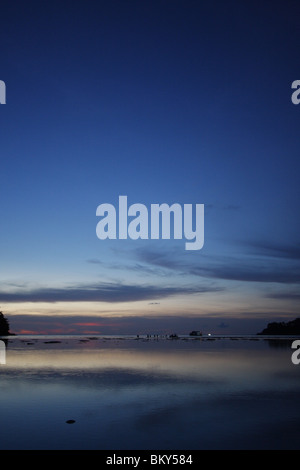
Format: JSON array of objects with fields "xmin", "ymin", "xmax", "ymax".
[
  {"xmin": 86, "ymin": 258, "xmax": 104, "ymax": 265},
  {"xmin": 86, "ymin": 256, "xmax": 172, "ymax": 277},
  {"xmin": 266, "ymin": 291, "xmax": 300, "ymax": 300},
  {"xmin": 191, "ymin": 262, "xmax": 300, "ymax": 284},
  {"xmin": 0, "ymin": 281, "xmax": 221, "ymax": 303},
  {"xmin": 135, "ymin": 247, "xmax": 300, "ymax": 284},
  {"xmin": 245, "ymin": 241, "xmax": 300, "ymax": 260}
]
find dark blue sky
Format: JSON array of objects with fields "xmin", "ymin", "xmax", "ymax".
[{"xmin": 1, "ymin": 0, "xmax": 299, "ymax": 334}]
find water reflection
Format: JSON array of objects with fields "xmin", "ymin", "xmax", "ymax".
[
  {"xmin": 0, "ymin": 336, "xmax": 300, "ymax": 450},
  {"xmin": 265, "ymin": 338, "xmax": 294, "ymax": 348}
]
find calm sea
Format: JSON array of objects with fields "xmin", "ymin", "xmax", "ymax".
[{"xmin": 0, "ymin": 334, "xmax": 299, "ymax": 450}]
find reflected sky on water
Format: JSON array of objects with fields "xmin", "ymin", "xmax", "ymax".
[{"xmin": 0, "ymin": 336, "xmax": 299, "ymax": 449}]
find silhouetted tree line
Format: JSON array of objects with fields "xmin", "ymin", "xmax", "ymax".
[
  {"xmin": 258, "ymin": 318, "xmax": 300, "ymax": 335},
  {"xmin": 0, "ymin": 311, "xmax": 10, "ymax": 336}
]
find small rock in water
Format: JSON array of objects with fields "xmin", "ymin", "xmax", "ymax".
[{"xmin": 66, "ymin": 419, "xmax": 76, "ymax": 424}]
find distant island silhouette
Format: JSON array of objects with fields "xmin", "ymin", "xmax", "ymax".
[
  {"xmin": 257, "ymin": 318, "xmax": 300, "ymax": 335},
  {"xmin": 0, "ymin": 311, "xmax": 12, "ymax": 336}
]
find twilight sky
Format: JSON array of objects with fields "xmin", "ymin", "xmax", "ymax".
[{"xmin": 0, "ymin": 0, "xmax": 299, "ymax": 335}]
